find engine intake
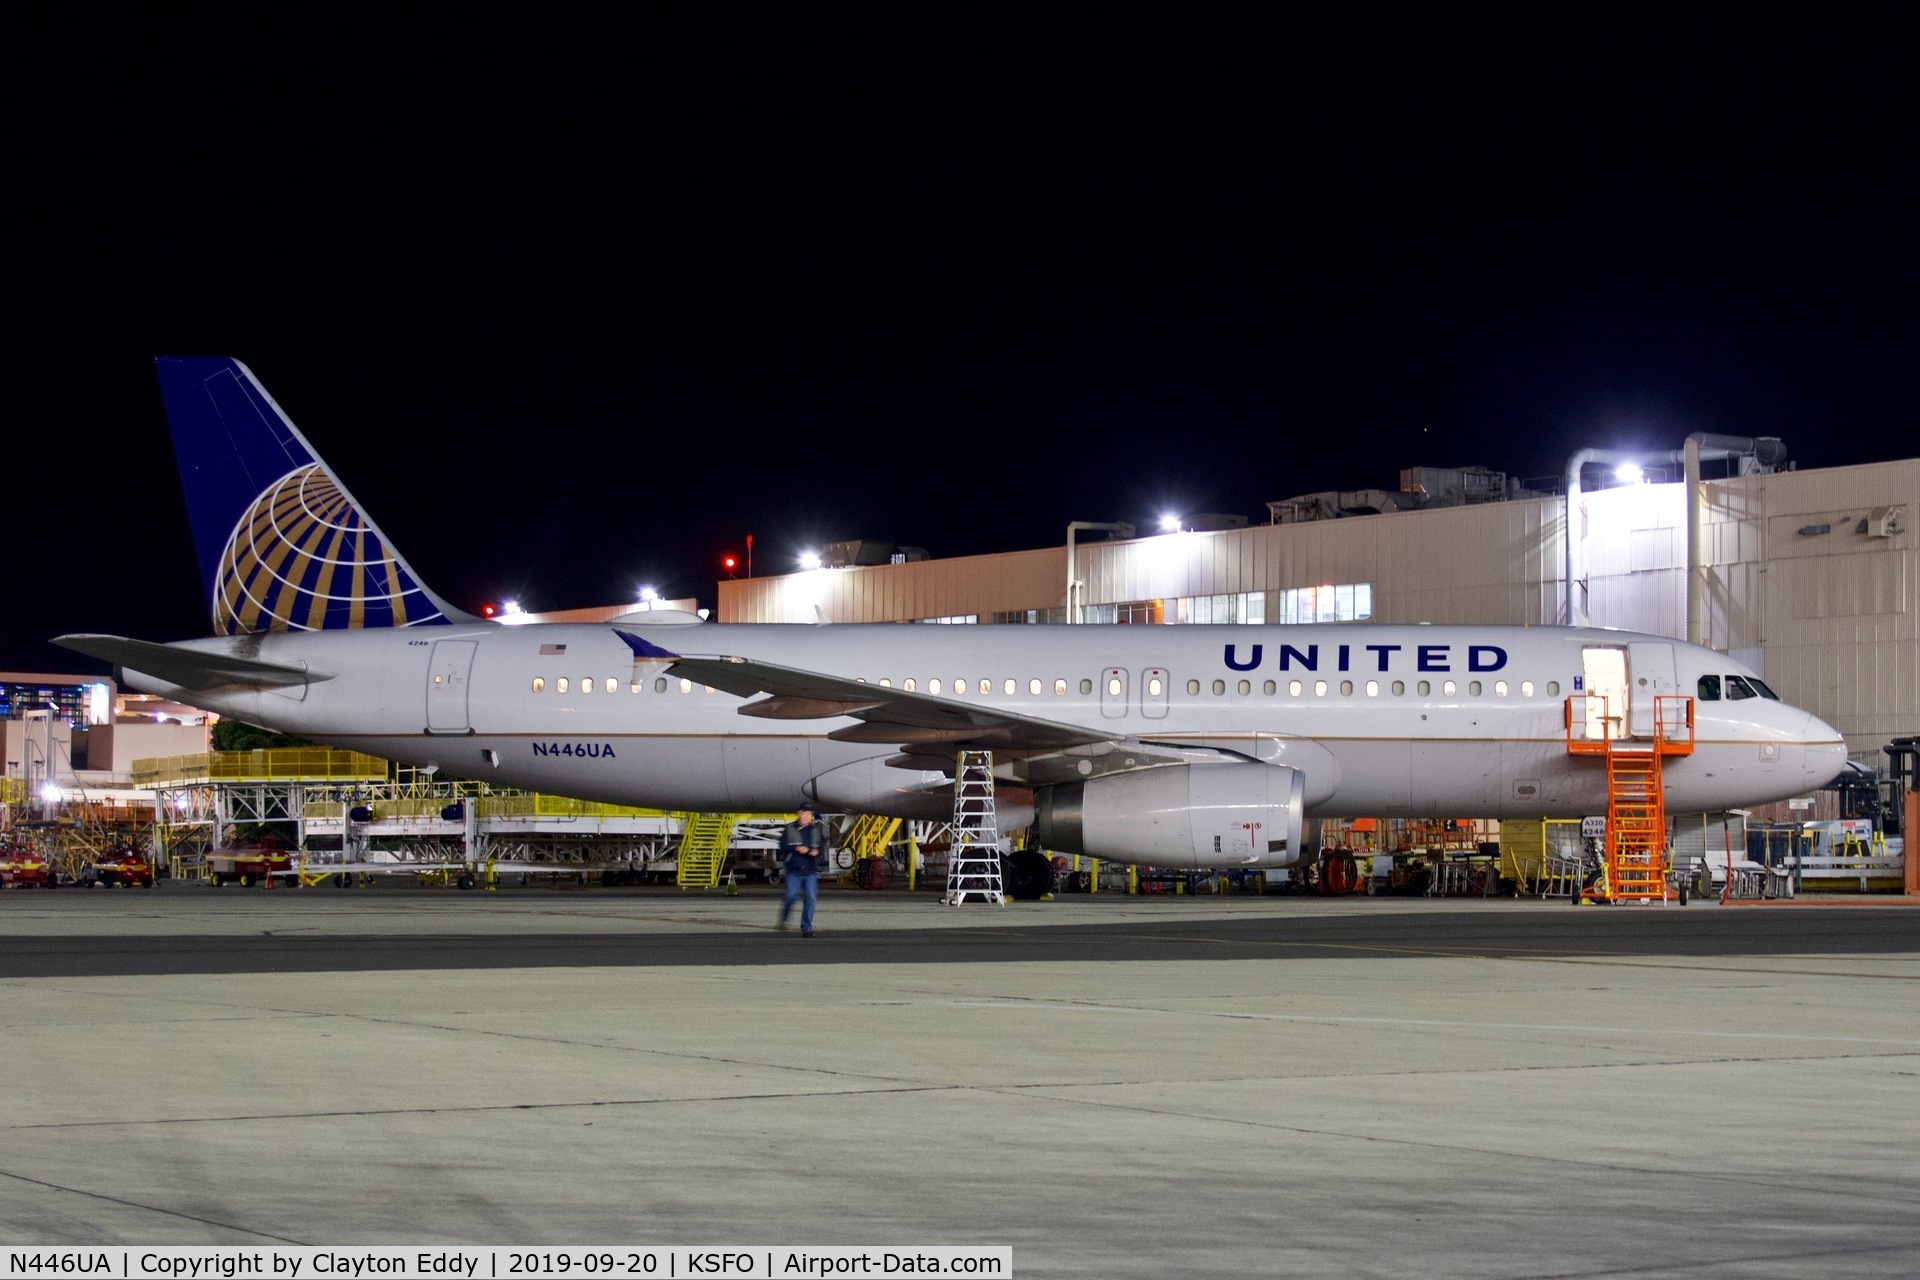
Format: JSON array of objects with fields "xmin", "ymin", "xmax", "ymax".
[{"xmin": 1034, "ymin": 762, "xmax": 1306, "ymax": 869}]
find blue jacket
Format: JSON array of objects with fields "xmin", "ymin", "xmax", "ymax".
[{"xmin": 782, "ymin": 819, "xmax": 826, "ymax": 875}]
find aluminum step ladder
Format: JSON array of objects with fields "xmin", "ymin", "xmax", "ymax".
[{"xmin": 944, "ymin": 750, "xmax": 1004, "ymax": 906}]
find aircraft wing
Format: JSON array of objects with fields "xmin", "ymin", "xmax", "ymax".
[
  {"xmin": 614, "ymin": 631, "xmax": 1258, "ymax": 785},
  {"xmin": 53, "ymin": 634, "xmax": 329, "ymax": 691}
]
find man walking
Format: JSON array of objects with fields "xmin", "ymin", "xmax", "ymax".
[{"xmin": 777, "ymin": 802, "xmax": 827, "ymax": 936}]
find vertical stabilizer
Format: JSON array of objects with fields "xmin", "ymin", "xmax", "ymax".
[{"xmin": 155, "ymin": 357, "xmax": 472, "ymax": 634}]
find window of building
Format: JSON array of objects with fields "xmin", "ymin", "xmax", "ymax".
[
  {"xmin": 1172, "ymin": 592, "xmax": 1267, "ymax": 625},
  {"xmin": 1275, "ymin": 583, "xmax": 1373, "ymax": 625}
]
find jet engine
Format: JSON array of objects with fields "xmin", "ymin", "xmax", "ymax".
[{"xmin": 1033, "ymin": 762, "xmax": 1306, "ymax": 869}]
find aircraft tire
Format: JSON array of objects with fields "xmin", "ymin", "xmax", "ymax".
[{"xmin": 1004, "ymin": 848, "xmax": 1054, "ymax": 901}]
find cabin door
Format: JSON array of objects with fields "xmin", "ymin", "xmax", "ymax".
[
  {"xmin": 1579, "ymin": 646, "xmax": 1628, "ymax": 743},
  {"xmin": 1627, "ymin": 642, "xmax": 1677, "ymax": 738},
  {"xmin": 426, "ymin": 640, "xmax": 478, "ymax": 734}
]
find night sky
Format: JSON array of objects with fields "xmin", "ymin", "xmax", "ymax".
[{"xmin": 9, "ymin": 10, "xmax": 1913, "ymax": 672}]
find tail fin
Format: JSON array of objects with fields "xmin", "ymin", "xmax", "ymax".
[{"xmin": 155, "ymin": 357, "xmax": 473, "ymax": 634}]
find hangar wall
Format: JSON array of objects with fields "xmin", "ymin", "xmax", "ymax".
[{"xmin": 718, "ymin": 458, "xmax": 1918, "ymax": 759}]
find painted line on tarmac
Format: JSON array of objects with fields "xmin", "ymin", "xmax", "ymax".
[{"xmin": 902, "ymin": 999, "xmax": 1920, "ymax": 1047}]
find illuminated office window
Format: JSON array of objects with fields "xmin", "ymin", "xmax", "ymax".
[{"xmin": 1275, "ymin": 583, "xmax": 1373, "ymax": 624}]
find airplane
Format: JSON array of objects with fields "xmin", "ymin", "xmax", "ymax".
[{"xmin": 56, "ymin": 357, "xmax": 1848, "ymax": 883}]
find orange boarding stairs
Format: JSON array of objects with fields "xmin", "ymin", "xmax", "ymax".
[{"xmin": 1566, "ymin": 694, "xmax": 1695, "ymax": 902}]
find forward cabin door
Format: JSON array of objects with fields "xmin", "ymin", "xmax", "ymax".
[
  {"xmin": 426, "ymin": 640, "xmax": 478, "ymax": 734},
  {"xmin": 1627, "ymin": 641, "xmax": 1677, "ymax": 739},
  {"xmin": 1580, "ymin": 646, "xmax": 1628, "ymax": 744}
]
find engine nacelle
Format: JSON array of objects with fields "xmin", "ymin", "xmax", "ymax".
[{"xmin": 1034, "ymin": 762, "xmax": 1306, "ymax": 869}]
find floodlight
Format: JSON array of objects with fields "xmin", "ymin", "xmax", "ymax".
[
  {"xmin": 1159, "ymin": 514, "xmax": 1182, "ymax": 532},
  {"xmin": 1615, "ymin": 463, "xmax": 1644, "ymax": 485},
  {"xmin": 798, "ymin": 550, "xmax": 822, "ymax": 570}
]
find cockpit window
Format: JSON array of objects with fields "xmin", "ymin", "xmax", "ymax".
[
  {"xmin": 1725, "ymin": 675, "xmax": 1759, "ymax": 700},
  {"xmin": 1749, "ymin": 677, "xmax": 1780, "ymax": 700},
  {"xmin": 1696, "ymin": 675, "xmax": 1721, "ymax": 701}
]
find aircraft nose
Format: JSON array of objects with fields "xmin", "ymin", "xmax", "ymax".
[{"xmin": 1801, "ymin": 712, "xmax": 1849, "ymax": 789}]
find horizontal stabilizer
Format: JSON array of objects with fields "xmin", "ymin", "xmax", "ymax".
[{"xmin": 52, "ymin": 634, "xmax": 329, "ymax": 691}]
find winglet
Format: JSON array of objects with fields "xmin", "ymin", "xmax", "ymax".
[{"xmin": 614, "ymin": 630, "xmax": 682, "ymax": 660}]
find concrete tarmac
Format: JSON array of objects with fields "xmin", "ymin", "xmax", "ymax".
[{"xmin": 2, "ymin": 884, "xmax": 1916, "ymax": 1278}]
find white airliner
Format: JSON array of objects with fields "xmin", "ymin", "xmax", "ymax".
[{"xmin": 57, "ymin": 358, "xmax": 1847, "ymax": 871}]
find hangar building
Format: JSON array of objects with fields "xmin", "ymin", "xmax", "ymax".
[{"xmin": 719, "ymin": 456, "xmax": 1918, "ymax": 767}]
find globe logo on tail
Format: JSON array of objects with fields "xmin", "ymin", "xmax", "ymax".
[{"xmin": 212, "ymin": 464, "xmax": 447, "ymax": 633}]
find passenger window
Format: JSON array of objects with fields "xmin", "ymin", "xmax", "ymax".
[
  {"xmin": 1314, "ymin": 680, "xmax": 1328, "ymax": 697},
  {"xmin": 1080, "ymin": 678, "xmax": 1093, "ymax": 695},
  {"xmin": 581, "ymin": 677, "xmax": 593, "ymax": 695},
  {"xmin": 557, "ymin": 677, "xmax": 570, "ymax": 694},
  {"xmin": 904, "ymin": 678, "xmax": 917, "ymax": 692},
  {"xmin": 1289, "ymin": 680, "xmax": 1302, "ymax": 697},
  {"xmin": 1340, "ymin": 680, "xmax": 1354, "ymax": 696},
  {"xmin": 1494, "ymin": 681, "xmax": 1508, "ymax": 697},
  {"xmin": 1150, "ymin": 676, "xmax": 1166, "ymax": 696},
  {"xmin": 630, "ymin": 680, "xmax": 642, "ymax": 693},
  {"xmin": 1391, "ymin": 680, "xmax": 1404, "ymax": 696},
  {"xmin": 1442, "ymin": 680, "xmax": 1456, "ymax": 697},
  {"xmin": 1418, "ymin": 680, "xmax": 1431, "ymax": 696},
  {"xmin": 879, "ymin": 678, "xmax": 892, "ymax": 688},
  {"xmin": 929, "ymin": 678, "xmax": 942, "ymax": 694},
  {"xmin": 1696, "ymin": 675, "xmax": 1721, "ymax": 701},
  {"xmin": 1365, "ymin": 680, "xmax": 1379, "ymax": 697},
  {"xmin": 954, "ymin": 677, "xmax": 967, "ymax": 694},
  {"xmin": 1262, "ymin": 680, "xmax": 1276, "ymax": 696},
  {"xmin": 679, "ymin": 678, "xmax": 693, "ymax": 693},
  {"xmin": 1469, "ymin": 680, "xmax": 1483, "ymax": 696},
  {"xmin": 1546, "ymin": 681, "xmax": 1560, "ymax": 697},
  {"xmin": 1109, "ymin": 676, "xmax": 1123, "ymax": 696},
  {"xmin": 1520, "ymin": 680, "xmax": 1533, "ymax": 697},
  {"xmin": 1054, "ymin": 679, "xmax": 1066, "ymax": 695},
  {"xmin": 1211, "ymin": 679, "xmax": 1226, "ymax": 695},
  {"xmin": 1029, "ymin": 678, "xmax": 1041, "ymax": 695},
  {"xmin": 983, "ymin": 679, "xmax": 994, "ymax": 695},
  {"xmin": 1187, "ymin": 679, "xmax": 1201, "ymax": 695},
  {"xmin": 654, "ymin": 677, "xmax": 668, "ymax": 693},
  {"xmin": 532, "ymin": 677, "xmax": 545, "ymax": 693}
]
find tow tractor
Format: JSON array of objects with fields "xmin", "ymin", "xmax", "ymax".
[
  {"xmin": 0, "ymin": 842, "xmax": 55, "ymax": 888},
  {"xmin": 207, "ymin": 840, "xmax": 293, "ymax": 887},
  {"xmin": 90, "ymin": 845, "xmax": 157, "ymax": 888}
]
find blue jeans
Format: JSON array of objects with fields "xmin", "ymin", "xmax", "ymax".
[{"xmin": 780, "ymin": 872, "xmax": 818, "ymax": 931}]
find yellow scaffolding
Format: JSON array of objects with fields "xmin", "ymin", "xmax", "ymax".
[
  {"xmin": 133, "ymin": 750, "xmax": 388, "ymax": 787},
  {"xmin": 675, "ymin": 813, "xmax": 736, "ymax": 888}
]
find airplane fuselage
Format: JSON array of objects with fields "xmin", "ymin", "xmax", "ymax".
[{"xmin": 131, "ymin": 621, "xmax": 1846, "ymax": 857}]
